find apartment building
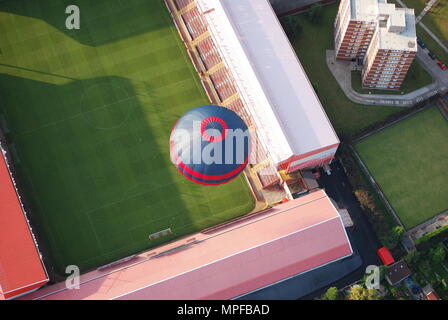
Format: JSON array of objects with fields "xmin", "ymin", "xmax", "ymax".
[
  {"xmin": 334, "ymin": 0, "xmax": 378, "ymax": 60},
  {"xmin": 362, "ymin": 3, "xmax": 417, "ymax": 89},
  {"xmin": 334, "ymin": 0, "xmax": 417, "ymax": 90}
]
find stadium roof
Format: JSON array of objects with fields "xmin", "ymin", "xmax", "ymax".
[
  {"xmin": 0, "ymin": 147, "xmax": 48, "ymax": 299},
  {"xmin": 21, "ymin": 189, "xmax": 352, "ymax": 300},
  {"xmin": 195, "ymin": 0, "xmax": 339, "ymax": 164}
]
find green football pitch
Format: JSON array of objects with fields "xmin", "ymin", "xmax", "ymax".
[
  {"xmin": 355, "ymin": 106, "xmax": 448, "ymax": 229},
  {"xmin": 0, "ymin": 0, "xmax": 254, "ymax": 274}
]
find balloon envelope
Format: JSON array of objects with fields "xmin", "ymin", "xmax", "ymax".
[{"xmin": 170, "ymin": 105, "xmax": 251, "ymax": 185}]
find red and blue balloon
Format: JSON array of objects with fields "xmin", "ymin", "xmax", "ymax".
[{"xmin": 170, "ymin": 105, "xmax": 251, "ymax": 185}]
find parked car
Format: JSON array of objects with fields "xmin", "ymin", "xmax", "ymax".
[
  {"xmin": 437, "ymin": 60, "xmax": 447, "ymax": 70},
  {"xmin": 428, "ymin": 51, "xmax": 437, "ymax": 60},
  {"xmin": 417, "ymin": 39, "xmax": 426, "ymax": 48}
]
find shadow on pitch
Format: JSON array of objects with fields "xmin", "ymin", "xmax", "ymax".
[
  {"xmin": 0, "ymin": 0, "xmax": 171, "ymax": 47},
  {"xmin": 0, "ymin": 73, "xmax": 195, "ymax": 278}
]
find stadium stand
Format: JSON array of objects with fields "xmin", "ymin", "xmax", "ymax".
[
  {"xmin": 0, "ymin": 137, "xmax": 48, "ymax": 299},
  {"xmin": 174, "ymin": 0, "xmax": 193, "ymax": 11},
  {"xmin": 181, "ymin": 7, "xmax": 208, "ymax": 40},
  {"xmin": 209, "ymin": 67, "xmax": 238, "ymax": 102},
  {"xmin": 20, "ymin": 190, "xmax": 352, "ymax": 300},
  {"xmin": 165, "ymin": 0, "xmax": 281, "ymax": 188},
  {"xmin": 196, "ymin": 37, "xmax": 221, "ymax": 70},
  {"xmin": 164, "ymin": 0, "xmax": 339, "ymax": 190}
]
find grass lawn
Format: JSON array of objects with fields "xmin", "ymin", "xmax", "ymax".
[
  {"xmin": 419, "ymin": 0, "xmax": 448, "ymax": 49},
  {"xmin": 0, "ymin": 0, "xmax": 254, "ymax": 274},
  {"xmin": 394, "ymin": 0, "xmax": 448, "ymax": 64},
  {"xmin": 416, "ymin": 26, "xmax": 448, "ymax": 64},
  {"xmin": 355, "ymin": 106, "xmax": 448, "ymax": 229},
  {"xmin": 398, "ymin": 0, "xmax": 427, "ymax": 14},
  {"xmin": 351, "ymin": 59, "xmax": 433, "ymax": 95},
  {"xmin": 292, "ymin": 3, "xmax": 402, "ymax": 138}
]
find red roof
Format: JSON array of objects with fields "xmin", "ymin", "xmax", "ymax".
[
  {"xmin": 0, "ymin": 149, "xmax": 48, "ymax": 299},
  {"xmin": 426, "ymin": 292, "xmax": 440, "ymax": 300},
  {"xmin": 21, "ymin": 189, "xmax": 352, "ymax": 300},
  {"xmin": 377, "ymin": 247, "xmax": 395, "ymax": 266}
]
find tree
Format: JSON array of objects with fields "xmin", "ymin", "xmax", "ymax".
[
  {"xmin": 354, "ymin": 190, "xmax": 376, "ymax": 212},
  {"xmin": 347, "ymin": 285, "xmax": 379, "ymax": 300},
  {"xmin": 381, "ymin": 234, "xmax": 397, "ymax": 249},
  {"xmin": 382, "ymin": 226, "xmax": 405, "ymax": 249},
  {"xmin": 404, "ymin": 250, "xmax": 421, "ymax": 267},
  {"xmin": 389, "ymin": 286, "xmax": 399, "ymax": 298},
  {"xmin": 321, "ymin": 287, "xmax": 339, "ymax": 300},
  {"xmin": 429, "ymin": 244, "xmax": 446, "ymax": 264},
  {"xmin": 305, "ymin": 3, "xmax": 323, "ymax": 24},
  {"xmin": 379, "ymin": 265, "xmax": 388, "ymax": 282},
  {"xmin": 391, "ymin": 226, "xmax": 405, "ymax": 242},
  {"xmin": 280, "ymin": 15, "xmax": 301, "ymax": 40}
]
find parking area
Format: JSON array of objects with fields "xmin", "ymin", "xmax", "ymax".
[
  {"xmin": 301, "ymin": 160, "xmax": 383, "ymax": 299},
  {"xmin": 416, "ymin": 42, "xmax": 448, "ymax": 93}
]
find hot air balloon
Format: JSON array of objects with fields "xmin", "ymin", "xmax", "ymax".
[{"xmin": 170, "ymin": 105, "xmax": 251, "ymax": 185}]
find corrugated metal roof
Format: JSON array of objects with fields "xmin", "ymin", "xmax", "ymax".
[
  {"xmin": 21, "ymin": 190, "xmax": 352, "ymax": 300},
  {"xmin": 0, "ymin": 147, "xmax": 48, "ymax": 299}
]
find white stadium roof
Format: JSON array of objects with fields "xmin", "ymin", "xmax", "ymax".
[{"xmin": 196, "ymin": 0, "xmax": 339, "ymax": 164}]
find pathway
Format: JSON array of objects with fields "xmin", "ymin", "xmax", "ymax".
[
  {"xmin": 416, "ymin": 0, "xmax": 439, "ymax": 23},
  {"xmin": 326, "ymin": 49, "xmax": 447, "ymax": 107},
  {"xmin": 407, "ymin": 210, "xmax": 448, "ymax": 242},
  {"xmin": 419, "ymin": 23, "xmax": 448, "ymax": 54}
]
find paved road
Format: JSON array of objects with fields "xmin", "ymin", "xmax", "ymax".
[
  {"xmin": 319, "ymin": 160, "xmax": 382, "ymax": 267},
  {"xmin": 415, "ymin": 0, "xmax": 438, "ymax": 23},
  {"xmin": 301, "ymin": 160, "xmax": 383, "ymax": 299},
  {"xmin": 417, "ymin": 46, "xmax": 448, "ymax": 89},
  {"xmin": 327, "ymin": 49, "xmax": 448, "ymax": 107}
]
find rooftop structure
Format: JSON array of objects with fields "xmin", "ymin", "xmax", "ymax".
[
  {"xmin": 0, "ymin": 141, "xmax": 48, "ymax": 299},
  {"xmin": 335, "ymin": 0, "xmax": 417, "ymax": 90},
  {"xmin": 350, "ymin": 0, "xmax": 378, "ymax": 21},
  {"xmin": 376, "ymin": 3, "xmax": 417, "ymax": 51},
  {"xmin": 20, "ymin": 190, "xmax": 352, "ymax": 300},
  {"xmin": 386, "ymin": 260, "xmax": 411, "ymax": 286}
]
